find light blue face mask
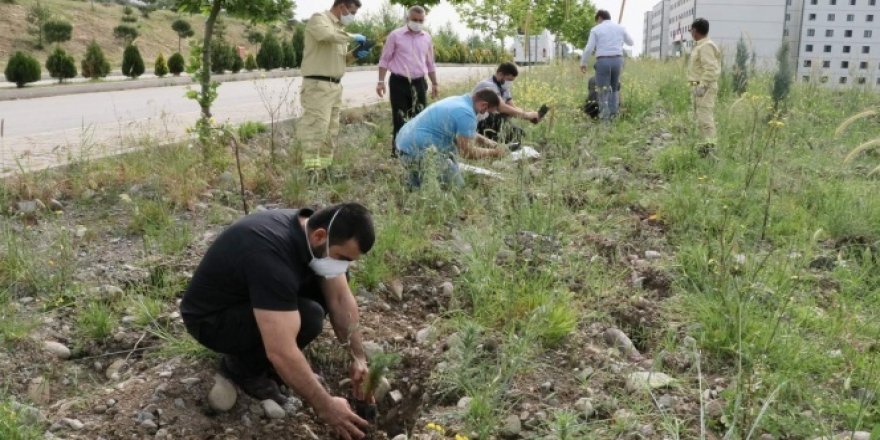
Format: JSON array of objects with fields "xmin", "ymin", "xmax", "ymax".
[{"xmin": 306, "ymin": 209, "xmax": 350, "ymax": 279}]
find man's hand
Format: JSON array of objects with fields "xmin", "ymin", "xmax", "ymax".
[
  {"xmin": 316, "ymin": 396, "xmax": 370, "ymax": 440},
  {"xmin": 694, "ymin": 85, "xmax": 707, "ymax": 98},
  {"xmin": 580, "ymin": 65, "xmax": 588, "ymax": 74},
  {"xmin": 355, "ymin": 49, "xmax": 370, "ymax": 60},
  {"xmin": 350, "ymin": 357, "xmax": 370, "ymax": 401},
  {"xmin": 376, "ymin": 82, "xmax": 385, "ymax": 97},
  {"xmin": 431, "ymin": 83, "xmax": 439, "ymax": 99},
  {"xmin": 351, "ymin": 34, "xmax": 367, "ymax": 44},
  {"xmin": 523, "ymin": 111, "xmax": 540, "ymax": 123}
]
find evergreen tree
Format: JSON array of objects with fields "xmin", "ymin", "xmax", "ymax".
[
  {"xmin": 231, "ymin": 52, "xmax": 243, "ymax": 73},
  {"xmin": 81, "ymin": 41, "xmax": 111, "ymax": 78},
  {"xmin": 122, "ymin": 44, "xmax": 145, "ymax": 78},
  {"xmin": 46, "ymin": 46, "xmax": 77, "ymax": 83},
  {"xmin": 771, "ymin": 43, "xmax": 793, "ymax": 111},
  {"xmin": 43, "ymin": 19, "xmax": 73, "ymax": 45},
  {"xmin": 732, "ymin": 36, "xmax": 749, "ymax": 96},
  {"xmin": 26, "ymin": 0, "xmax": 51, "ymax": 49},
  {"xmin": 4, "ymin": 51, "xmax": 42, "ymax": 88},
  {"xmin": 154, "ymin": 53, "xmax": 169, "ymax": 77},
  {"xmin": 257, "ymin": 32, "xmax": 282, "ymax": 71},
  {"xmin": 171, "ymin": 19, "xmax": 194, "ymax": 53},
  {"xmin": 244, "ymin": 53, "xmax": 257, "ymax": 71},
  {"xmin": 168, "ymin": 52, "xmax": 185, "ymax": 76}
]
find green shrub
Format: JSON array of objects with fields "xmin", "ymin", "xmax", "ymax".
[
  {"xmin": 281, "ymin": 39, "xmax": 295, "ymax": 69},
  {"xmin": 154, "ymin": 53, "xmax": 169, "ymax": 77},
  {"xmin": 113, "ymin": 25, "xmax": 138, "ymax": 44},
  {"xmin": 42, "ymin": 19, "xmax": 72, "ymax": 45},
  {"xmin": 45, "ymin": 46, "xmax": 77, "ymax": 83},
  {"xmin": 210, "ymin": 39, "xmax": 235, "ymax": 74},
  {"xmin": 168, "ymin": 52, "xmax": 185, "ymax": 76},
  {"xmin": 244, "ymin": 53, "xmax": 257, "ymax": 71},
  {"xmin": 171, "ymin": 18, "xmax": 194, "ymax": 53},
  {"xmin": 771, "ymin": 43, "xmax": 793, "ymax": 111},
  {"xmin": 231, "ymin": 52, "xmax": 243, "ymax": 73},
  {"xmin": 81, "ymin": 41, "xmax": 111, "ymax": 79},
  {"xmin": 4, "ymin": 51, "xmax": 41, "ymax": 88},
  {"xmin": 257, "ymin": 32, "xmax": 282, "ymax": 71},
  {"xmin": 121, "ymin": 44, "xmax": 145, "ymax": 78},
  {"xmin": 732, "ymin": 36, "xmax": 749, "ymax": 96}
]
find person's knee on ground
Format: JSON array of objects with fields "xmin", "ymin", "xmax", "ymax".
[{"xmin": 296, "ymin": 297, "xmax": 326, "ymax": 349}]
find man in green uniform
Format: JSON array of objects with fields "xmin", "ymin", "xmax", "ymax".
[{"xmin": 297, "ymin": 0, "xmax": 370, "ymax": 171}]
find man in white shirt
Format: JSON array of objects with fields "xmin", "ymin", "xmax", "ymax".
[{"xmin": 580, "ymin": 10, "xmax": 633, "ymax": 121}]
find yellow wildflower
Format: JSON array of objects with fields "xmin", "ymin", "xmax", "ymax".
[
  {"xmin": 425, "ymin": 422, "xmax": 446, "ymax": 434},
  {"xmin": 455, "ymin": 434, "xmax": 469, "ymax": 440}
]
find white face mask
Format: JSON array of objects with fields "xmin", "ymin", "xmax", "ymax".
[
  {"xmin": 340, "ymin": 12, "xmax": 355, "ymax": 26},
  {"xmin": 408, "ymin": 21, "xmax": 423, "ymax": 33},
  {"xmin": 306, "ymin": 210, "xmax": 351, "ymax": 279},
  {"xmin": 477, "ymin": 111, "xmax": 490, "ymax": 122}
]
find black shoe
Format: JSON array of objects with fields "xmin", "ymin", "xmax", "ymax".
[
  {"xmin": 698, "ymin": 143, "xmax": 716, "ymax": 158},
  {"xmin": 219, "ymin": 356, "xmax": 286, "ymax": 405}
]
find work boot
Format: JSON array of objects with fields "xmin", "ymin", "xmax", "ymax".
[
  {"xmin": 219, "ymin": 356, "xmax": 286, "ymax": 405},
  {"xmin": 697, "ymin": 142, "xmax": 716, "ymax": 158}
]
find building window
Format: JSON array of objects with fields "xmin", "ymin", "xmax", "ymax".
[
  {"xmin": 842, "ymin": 61, "xmax": 850, "ymax": 68},
  {"xmin": 804, "ymin": 60, "xmax": 813, "ymax": 67},
  {"xmin": 821, "ymin": 76, "xmax": 829, "ymax": 83},
  {"xmin": 840, "ymin": 77, "xmax": 848, "ymax": 84},
  {"xmin": 802, "ymin": 76, "xmax": 810, "ymax": 82},
  {"xmin": 843, "ymin": 45, "xmax": 851, "ymax": 53},
  {"xmin": 868, "ymin": 15, "xmax": 875, "ymax": 22},
  {"xmin": 860, "ymin": 61, "xmax": 869, "ymax": 69},
  {"xmin": 845, "ymin": 30, "xmax": 853, "ymax": 38},
  {"xmin": 826, "ymin": 30, "xmax": 834, "ymax": 37},
  {"xmin": 784, "ymin": 29, "xmax": 790, "ymax": 37},
  {"xmin": 847, "ymin": 14, "xmax": 855, "ymax": 22},
  {"xmin": 828, "ymin": 14, "xmax": 835, "ymax": 21},
  {"xmin": 807, "ymin": 44, "xmax": 814, "ymax": 52},
  {"xmin": 809, "ymin": 13, "xmax": 817, "ymax": 21},
  {"xmin": 877, "ymin": 78, "xmax": 880, "ymax": 85},
  {"xmin": 826, "ymin": 45, "xmax": 834, "ymax": 52},
  {"xmin": 871, "ymin": 0, "xmax": 876, "ymax": 5},
  {"xmin": 786, "ymin": 13, "xmax": 791, "ymax": 21},
  {"xmin": 808, "ymin": 29, "xmax": 816, "ymax": 37},
  {"xmin": 863, "ymin": 46, "xmax": 871, "ymax": 54},
  {"xmin": 858, "ymin": 77, "xmax": 866, "ymax": 84},
  {"xmin": 850, "ymin": 0, "xmax": 856, "ymax": 4},
  {"xmin": 823, "ymin": 60, "xmax": 831, "ymax": 67},
  {"xmin": 830, "ymin": 0, "xmax": 836, "ymax": 4},
  {"xmin": 866, "ymin": 30, "xmax": 873, "ymax": 38}
]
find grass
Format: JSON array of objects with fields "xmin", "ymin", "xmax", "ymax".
[
  {"xmin": 0, "ymin": 397, "xmax": 42, "ymax": 440},
  {"xmin": 0, "ymin": 59, "xmax": 879, "ymax": 438}
]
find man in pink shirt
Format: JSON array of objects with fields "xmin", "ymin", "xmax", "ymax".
[{"xmin": 376, "ymin": 5, "xmax": 439, "ymax": 157}]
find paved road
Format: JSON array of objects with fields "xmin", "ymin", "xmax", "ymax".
[{"xmin": 0, "ymin": 66, "xmax": 491, "ymax": 173}]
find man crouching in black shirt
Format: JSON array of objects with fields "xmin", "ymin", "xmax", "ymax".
[{"xmin": 180, "ymin": 203, "xmax": 375, "ymax": 440}]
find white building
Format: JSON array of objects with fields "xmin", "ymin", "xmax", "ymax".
[
  {"xmin": 642, "ymin": 0, "xmax": 880, "ymax": 87},
  {"xmin": 795, "ymin": 0, "xmax": 880, "ymax": 87}
]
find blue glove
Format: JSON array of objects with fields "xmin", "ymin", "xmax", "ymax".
[
  {"xmin": 355, "ymin": 49, "xmax": 370, "ymax": 60},
  {"xmin": 351, "ymin": 34, "xmax": 366, "ymax": 44}
]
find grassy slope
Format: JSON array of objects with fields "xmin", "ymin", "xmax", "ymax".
[
  {"xmin": 1, "ymin": 60, "xmax": 880, "ymax": 438},
  {"xmin": 0, "ymin": 0, "xmax": 269, "ymax": 71}
]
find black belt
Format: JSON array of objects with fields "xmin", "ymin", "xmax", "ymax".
[
  {"xmin": 390, "ymin": 73, "xmax": 425, "ymax": 82},
  {"xmin": 304, "ymin": 75, "xmax": 341, "ymax": 83},
  {"xmin": 596, "ymin": 55, "xmax": 623, "ymax": 59}
]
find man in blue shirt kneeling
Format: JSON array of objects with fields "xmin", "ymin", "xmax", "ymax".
[{"xmin": 394, "ymin": 88, "xmax": 508, "ymax": 189}]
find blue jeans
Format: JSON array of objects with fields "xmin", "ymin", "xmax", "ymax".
[
  {"xmin": 398, "ymin": 149, "xmax": 463, "ymax": 190},
  {"xmin": 594, "ymin": 56, "xmax": 624, "ymax": 121}
]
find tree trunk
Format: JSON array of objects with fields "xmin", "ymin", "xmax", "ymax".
[
  {"xmin": 201, "ymin": 0, "xmax": 223, "ymax": 119},
  {"xmin": 178, "ymin": 36, "xmax": 182, "ymax": 54}
]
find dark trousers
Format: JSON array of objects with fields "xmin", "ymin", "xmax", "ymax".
[
  {"xmin": 183, "ymin": 286, "xmax": 327, "ymax": 378},
  {"xmin": 477, "ymin": 113, "xmax": 524, "ymax": 144},
  {"xmin": 390, "ymin": 73, "xmax": 427, "ymax": 155}
]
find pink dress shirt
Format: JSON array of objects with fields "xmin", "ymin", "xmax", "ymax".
[{"xmin": 378, "ymin": 26, "xmax": 436, "ymax": 79}]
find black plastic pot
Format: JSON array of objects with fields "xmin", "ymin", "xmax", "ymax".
[{"xmin": 349, "ymin": 397, "xmax": 378, "ymax": 437}]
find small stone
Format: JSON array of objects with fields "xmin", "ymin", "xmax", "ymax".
[
  {"xmin": 500, "ymin": 414, "xmax": 522, "ymax": 438},
  {"xmin": 613, "ymin": 409, "xmax": 635, "ymax": 422},
  {"xmin": 19, "ymin": 296, "xmax": 34, "ymax": 304},
  {"xmin": 626, "ymin": 371, "xmax": 676, "ymax": 392},
  {"xmin": 657, "ymin": 394, "xmax": 675, "ymax": 409},
  {"xmin": 179, "ymin": 377, "xmax": 201, "ymax": 385},
  {"xmin": 640, "ymin": 424, "xmax": 655, "ymax": 436},
  {"xmin": 540, "ymin": 381, "xmax": 553, "ymax": 393},
  {"xmin": 154, "ymin": 428, "xmax": 170, "ymax": 439},
  {"xmin": 574, "ymin": 397, "xmax": 595, "ymax": 418},
  {"xmin": 43, "ymin": 341, "xmax": 71, "ymax": 360},
  {"xmin": 106, "ymin": 399, "xmax": 117, "ymax": 407},
  {"xmin": 850, "ymin": 432, "xmax": 871, "ymax": 440},
  {"xmin": 440, "ymin": 281, "xmax": 454, "ymax": 297},
  {"xmin": 391, "ymin": 435, "xmax": 408, "ymax": 440},
  {"xmin": 48, "ymin": 199, "xmax": 64, "ymax": 211},
  {"xmin": 105, "ymin": 359, "xmax": 126, "ymax": 381},
  {"xmin": 174, "ymin": 398, "xmax": 185, "ymax": 409},
  {"xmin": 17, "ymin": 201, "xmax": 38, "ymax": 214},
  {"xmin": 27, "ymin": 377, "xmax": 51, "ymax": 404},
  {"xmin": 61, "ymin": 418, "xmax": 84, "ymax": 430},
  {"xmin": 760, "ymin": 434, "xmax": 774, "ymax": 440},
  {"xmin": 374, "ymin": 377, "xmax": 391, "ymax": 401},
  {"xmin": 11, "ymin": 402, "xmax": 45, "ymax": 425},
  {"xmin": 363, "ymin": 341, "xmax": 383, "ymax": 359},
  {"xmin": 141, "ymin": 419, "xmax": 158, "ymax": 433},
  {"xmin": 457, "ymin": 396, "xmax": 472, "ymax": 409},
  {"xmin": 261, "ymin": 399, "xmax": 285, "ymax": 419},
  {"xmin": 158, "ymin": 371, "xmax": 173, "ymax": 378},
  {"xmin": 644, "ymin": 250, "xmax": 662, "ymax": 260},
  {"xmin": 603, "ymin": 328, "xmax": 641, "ymax": 359},
  {"xmin": 415, "ymin": 326, "xmax": 434, "ymax": 345},
  {"xmin": 734, "ymin": 254, "xmax": 747, "ymax": 264},
  {"xmin": 388, "ymin": 390, "xmax": 404, "ymax": 404},
  {"xmin": 208, "ymin": 374, "xmax": 237, "ymax": 412},
  {"xmin": 119, "ymin": 194, "xmax": 132, "ymax": 204},
  {"xmin": 706, "ymin": 399, "xmax": 725, "ymax": 418},
  {"xmin": 283, "ymin": 397, "xmax": 302, "ymax": 416},
  {"xmin": 390, "ymin": 279, "xmax": 404, "ymax": 301},
  {"xmin": 74, "ymin": 225, "xmax": 88, "ymax": 238}
]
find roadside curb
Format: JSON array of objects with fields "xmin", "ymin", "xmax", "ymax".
[{"xmin": 0, "ymin": 64, "xmax": 494, "ymax": 102}]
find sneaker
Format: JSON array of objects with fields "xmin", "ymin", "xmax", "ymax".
[
  {"xmin": 219, "ymin": 357, "xmax": 286, "ymax": 405},
  {"xmin": 697, "ymin": 143, "xmax": 716, "ymax": 158}
]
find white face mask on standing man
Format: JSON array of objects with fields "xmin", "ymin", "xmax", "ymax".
[{"xmin": 407, "ymin": 21, "xmax": 423, "ymax": 33}]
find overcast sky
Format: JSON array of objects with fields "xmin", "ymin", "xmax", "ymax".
[{"xmin": 293, "ymin": 0, "xmax": 653, "ymax": 54}]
